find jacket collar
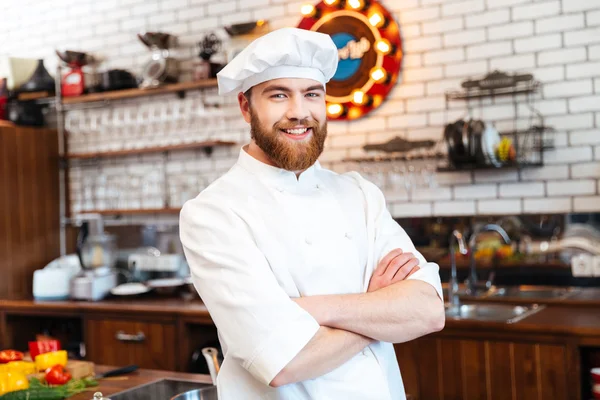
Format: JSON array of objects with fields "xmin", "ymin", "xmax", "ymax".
[{"xmin": 236, "ymin": 145, "xmax": 321, "ymax": 193}]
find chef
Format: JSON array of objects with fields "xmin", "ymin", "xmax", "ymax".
[{"xmin": 179, "ymin": 27, "xmax": 445, "ymax": 400}]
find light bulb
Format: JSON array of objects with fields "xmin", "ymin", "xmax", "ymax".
[
  {"xmin": 370, "ymin": 67, "xmax": 388, "ymax": 83},
  {"xmin": 301, "ymin": 4, "xmax": 316, "ymax": 16},
  {"xmin": 375, "ymin": 39, "xmax": 392, "ymax": 55},
  {"xmin": 368, "ymin": 12, "xmax": 385, "ymax": 28},
  {"xmin": 352, "ymin": 90, "xmax": 367, "ymax": 105},
  {"xmin": 327, "ymin": 103, "xmax": 344, "ymax": 118},
  {"xmin": 324, "ymin": 0, "xmax": 339, "ymax": 5},
  {"xmin": 347, "ymin": 0, "xmax": 364, "ymax": 10}
]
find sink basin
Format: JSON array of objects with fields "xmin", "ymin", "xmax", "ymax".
[
  {"xmin": 487, "ymin": 286, "xmax": 580, "ymax": 300},
  {"xmin": 445, "ymin": 303, "xmax": 545, "ymax": 324}
]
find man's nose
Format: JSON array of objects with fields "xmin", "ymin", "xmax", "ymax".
[{"xmin": 285, "ymin": 96, "xmax": 310, "ymax": 121}]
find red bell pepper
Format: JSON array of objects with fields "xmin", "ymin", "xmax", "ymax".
[
  {"xmin": 0, "ymin": 350, "xmax": 24, "ymax": 364},
  {"xmin": 28, "ymin": 340, "xmax": 61, "ymax": 360},
  {"xmin": 45, "ymin": 364, "xmax": 72, "ymax": 385}
]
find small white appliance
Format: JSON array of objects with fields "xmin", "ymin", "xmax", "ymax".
[{"xmin": 33, "ymin": 254, "xmax": 81, "ymax": 301}]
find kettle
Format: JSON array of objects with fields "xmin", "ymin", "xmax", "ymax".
[{"xmin": 201, "ymin": 347, "xmax": 221, "ymax": 385}]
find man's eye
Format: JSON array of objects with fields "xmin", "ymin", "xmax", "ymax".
[
  {"xmin": 271, "ymin": 93, "xmax": 286, "ymax": 98},
  {"xmin": 306, "ymin": 92, "xmax": 320, "ymax": 97}
]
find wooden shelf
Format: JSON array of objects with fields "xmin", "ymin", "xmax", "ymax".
[
  {"xmin": 80, "ymin": 208, "xmax": 182, "ymax": 216},
  {"xmin": 437, "ymin": 161, "xmax": 543, "ymax": 172},
  {"xmin": 445, "ymin": 81, "xmax": 540, "ymax": 101},
  {"xmin": 61, "ymin": 79, "xmax": 218, "ymax": 105},
  {"xmin": 67, "ymin": 140, "xmax": 237, "ymax": 160},
  {"xmin": 343, "ymin": 153, "xmax": 445, "ymax": 163}
]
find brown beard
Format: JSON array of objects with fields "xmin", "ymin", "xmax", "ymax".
[{"xmin": 249, "ymin": 109, "xmax": 327, "ymax": 171}]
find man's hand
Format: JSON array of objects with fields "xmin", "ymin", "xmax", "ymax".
[{"xmin": 367, "ymin": 249, "xmax": 420, "ymax": 292}]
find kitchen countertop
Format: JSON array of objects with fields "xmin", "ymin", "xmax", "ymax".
[
  {"xmin": 70, "ymin": 365, "xmax": 213, "ymax": 400},
  {"xmin": 0, "ymin": 297, "xmax": 212, "ymax": 319},
  {"xmin": 3, "ymin": 295, "xmax": 600, "ymax": 339}
]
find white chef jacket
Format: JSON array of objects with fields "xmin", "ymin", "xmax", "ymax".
[{"xmin": 179, "ymin": 146, "xmax": 443, "ymax": 400}]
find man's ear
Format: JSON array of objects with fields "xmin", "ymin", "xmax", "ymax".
[{"xmin": 238, "ymin": 92, "xmax": 251, "ymax": 123}]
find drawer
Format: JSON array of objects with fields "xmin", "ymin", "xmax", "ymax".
[{"xmin": 85, "ymin": 318, "xmax": 177, "ymax": 371}]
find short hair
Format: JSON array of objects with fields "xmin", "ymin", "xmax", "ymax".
[{"xmin": 244, "ymin": 88, "xmax": 252, "ymax": 104}]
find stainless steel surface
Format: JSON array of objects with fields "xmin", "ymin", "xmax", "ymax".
[
  {"xmin": 467, "ymin": 224, "xmax": 511, "ymax": 295},
  {"xmin": 448, "ymin": 230, "xmax": 468, "ymax": 308},
  {"xmin": 201, "ymin": 347, "xmax": 221, "ymax": 385},
  {"xmin": 170, "ymin": 388, "xmax": 218, "ymax": 400},
  {"xmin": 487, "ymin": 286, "xmax": 581, "ymax": 300},
  {"xmin": 115, "ymin": 331, "xmax": 146, "ymax": 343},
  {"xmin": 445, "ymin": 303, "xmax": 545, "ymax": 324},
  {"xmin": 110, "ymin": 378, "xmax": 213, "ymax": 400}
]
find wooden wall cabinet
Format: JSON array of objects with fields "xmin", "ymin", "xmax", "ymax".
[{"xmin": 0, "ymin": 125, "xmax": 60, "ymax": 299}]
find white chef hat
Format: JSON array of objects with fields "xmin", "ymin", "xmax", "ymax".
[{"xmin": 217, "ymin": 27, "xmax": 339, "ymax": 95}]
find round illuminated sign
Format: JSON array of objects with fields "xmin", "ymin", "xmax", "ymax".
[{"xmin": 297, "ymin": 0, "xmax": 403, "ymax": 120}]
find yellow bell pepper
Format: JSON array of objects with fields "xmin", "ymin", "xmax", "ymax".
[
  {"xmin": 34, "ymin": 350, "xmax": 68, "ymax": 371},
  {"xmin": 5, "ymin": 360, "xmax": 36, "ymax": 375},
  {"xmin": 0, "ymin": 370, "xmax": 30, "ymax": 396}
]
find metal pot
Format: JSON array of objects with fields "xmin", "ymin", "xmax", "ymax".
[{"xmin": 170, "ymin": 387, "xmax": 218, "ymax": 400}]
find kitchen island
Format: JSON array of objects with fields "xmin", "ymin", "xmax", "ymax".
[{"xmin": 70, "ymin": 365, "xmax": 213, "ymax": 400}]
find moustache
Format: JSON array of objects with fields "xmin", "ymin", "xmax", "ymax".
[{"xmin": 274, "ymin": 119, "xmax": 320, "ymax": 131}]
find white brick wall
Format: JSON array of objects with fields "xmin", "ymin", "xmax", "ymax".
[{"xmin": 1, "ymin": 0, "xmax": 599, "ymax": 218}]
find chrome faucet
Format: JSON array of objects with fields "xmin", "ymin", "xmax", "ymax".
[
  {"xmin": 467, "ymin": 224, "xmax": 511, "ymax": 295},
  {"xmin": 448, "ymin": 230, "xmax": 468, "ymax": 309}
]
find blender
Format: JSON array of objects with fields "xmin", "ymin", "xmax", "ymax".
[{"xmin": 70, "ymin": 214, "xmax": 118, "ymax": 301}]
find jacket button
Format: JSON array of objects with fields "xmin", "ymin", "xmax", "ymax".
[
  {"xmin": 345, "ymin": 232, "xmax": 352, "ymax": 239},
  {"xmin": 305, "ymin": 237, "xmax": 312, "ymax": 245}
]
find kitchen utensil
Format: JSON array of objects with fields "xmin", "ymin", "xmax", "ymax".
[
  {"xmin": 170, "ymin": 387, "xmax": 218, "ymax": 400},
  {"xmin": 482, "ymin": 123, "xmax": 502, "ymax": 167},
  {"xmin": 363, "ymin": 136, "xmax": 436, "ymax": 153},
  {"xmin": 193, "ymin": 33, "xmax": 223, "ymax": 80},
  {"xmin": 33, "ymin": 254, "xmax": 82, "ymax": 300},
  {"xmin": 0, "ymin": 57, "xmax": 39, "ymax": 90},
  {"xmin": 18, "ymin": 59, "xmax": 56, "ymax": 93},
  {"xmin": 109, "ymin": 378, "xmax": 214, "ymax": 400},
  {"xmin": 101, "ymin": 69, "xmax": 138, "ymax": 91},
  {"xmin": 6, "ymin": 99, "xmax": 46, "ymax": 126},
  {"xmin": 95, "ymin": 365, "xmax": 139, "ymax": 379},
  {"xmin": 110, "ymin": 283, "xmax": 152, "ymax": 296},
  {"xmin": 71, "ymin": 214, "xmax": 119, "ymax": 301},
  {"xmin": 137, "ymin": 32, "xmax": 179, "ymax": 88},
  {"xmin": 56, "ymin": 50, "xmax": 95, "ymax": 97},
  {"xmin": 201, "ymin": 347, "xmax": 221, "ymax": 385},
  {"xmin": 146, "ymin": 278, "xmax": 185, "ymax": 295}
]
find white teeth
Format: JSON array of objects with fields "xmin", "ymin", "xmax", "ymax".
[{"xmin": 284, "ymin": 128, "xmax": 308, "ymax": 135}]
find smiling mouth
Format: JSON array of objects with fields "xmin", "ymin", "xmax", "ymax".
[{"xmin": 281, "ymin": 127, "xmax": 311, "ymax": 135}]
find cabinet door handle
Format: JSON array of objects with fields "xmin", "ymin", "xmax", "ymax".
[{"xmin": 115, "ymin": 331, "xmax": 146, "ymax": 343}]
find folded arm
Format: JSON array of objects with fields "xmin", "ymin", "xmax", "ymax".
[
  {"xmin": 295, "ymin": 277, "xmax": 444, "ymax": 343},
  {"xmin": 270, "ymin": 326, "xmax": 372, "ymax": 387},
  {"xmin": 180, "ymin": 197, "xmax": 371, "ymax": 388}
]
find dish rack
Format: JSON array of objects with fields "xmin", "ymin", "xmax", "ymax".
[{"xmin": 440, "ymin": 70, "xmax": 554, "ymax": 172}]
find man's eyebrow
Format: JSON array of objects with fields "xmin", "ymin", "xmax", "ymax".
[
  {"xmin": 304, "ymin": 85, "xmax": 325, "ymax": 92},
  {"xmin": 262, "ymin": 85, "xmax": 292, "ymax": 94},
  {"xmin": 261, "ymin": 84, "xmax": 325, "ymax": 94}
]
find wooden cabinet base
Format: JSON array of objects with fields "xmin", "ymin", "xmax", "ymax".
[
  {"xmin": 396, "ymin": 336, "xmax": 575, "ymax": 400},
  {"xmin": 85, "ymin": 318, "xmax": 177, "ymax": 371}
]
